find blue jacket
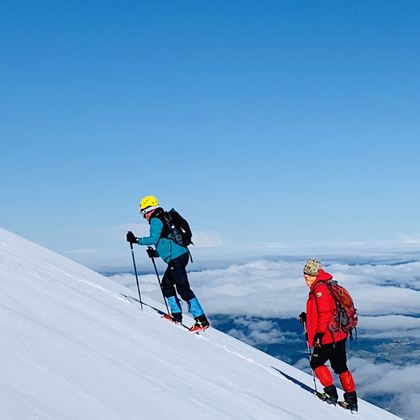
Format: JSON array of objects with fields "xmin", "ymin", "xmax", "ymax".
[{"xmin": 138, "ymin": 216, "xmax": 188, "ymax": 263}]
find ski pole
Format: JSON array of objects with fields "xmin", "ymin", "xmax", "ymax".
[
  {"xmin": 147, "ymin": 247, "xmax": 170, "ymax": 314},
  {"xmin": 129, "ymin": 242, "xmax": 143, "ymax": 310},
  {"xmin": 303, "ymin": 321, "xmax": 318, "ymax": 393}
]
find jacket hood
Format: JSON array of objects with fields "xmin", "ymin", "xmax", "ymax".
[
  {"xmin": 310, "ymin": 269, "xmax": 333, "ymax": 290},
  {"xmin": 317, "ymin": 269, "xmax": 333, "ymax": 281},
  {"xmin": 146, "ymin": 207, "xmax": 164, "ymax": 223},
  {"xmin": 151, "ymin": 207, "xmax": 164, "ymax": 217}
]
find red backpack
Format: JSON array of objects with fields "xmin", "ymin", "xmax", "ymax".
[{"xmin": 326, "ymin": 280, "xmax": 358, "ymax": 338}]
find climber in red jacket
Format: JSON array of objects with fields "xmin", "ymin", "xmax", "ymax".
[{"xmin": 299, "ymin": 259, "xmax": 358, "ymax": 412}]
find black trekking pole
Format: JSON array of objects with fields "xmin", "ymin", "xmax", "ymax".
[
  {"xmin": 129, "ymin": 242, "xmax": 143, "ymax": 310},
  {"xmin": 303, "ymin": 321, "xmax": 318, "ymax": 393},
  {"xmin": 147, "ymin": 246, "xmax": 170, "ymax": 314}
]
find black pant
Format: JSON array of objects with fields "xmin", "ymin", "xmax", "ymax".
[
  {"xmin": 310, "ymin": 338, "xmax": 348, "ymax": 374},
  {"xmin": 161, "ymin": 253, "xmax": 195, "ymax": 302}
]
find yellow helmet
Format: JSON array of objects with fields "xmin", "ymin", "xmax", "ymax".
[{"xmin": 140, "ymin": 195, "xmax": 159, "ymax": 211}]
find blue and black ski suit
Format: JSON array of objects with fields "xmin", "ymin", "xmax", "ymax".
[{"xmin": 137, "ymin": 208, "xmax": 205, "ymax": 319}]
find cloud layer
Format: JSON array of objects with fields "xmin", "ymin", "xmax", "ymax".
[
  {"xmin": 193, "ymin": 259, "xmax": 420, "ymax": 319},
  {"xmin": 111, "ymin": 258, "xmax": 420, "ymax": 326}
]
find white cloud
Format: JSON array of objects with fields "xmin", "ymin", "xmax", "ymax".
[
  {"xmin": 64, "ymin": 248, "xmax": 99, "ymax": 256},
  {"xmin": 192, "ymin": 260, "xmax": 420, "ymax": 319},
  {"xmin": 398, "ymin": 233, "xmax": 420, "ymax": 245},
  {"xmin": 110, "ymin": 259, "xmax": 420, "ymax": 320},
  {"xmin": 187, "ymin": 260, "xmax": 306, "ymax": 317},
  {"xmin": 226, "ymin": 318, "xmax": 300, "ymax": 346},
  {"xmin": 358, "ymin": 315, "xmax": 420, "ymax": 339},
  {"xmin": 349, "ymin": 357, "xmax": 420, "ymax": 420},
  {"xmin": 192, "ymin": 231, "xmax": 223, "ymax": 247},
  {"xmin": 116, "ymin": 223, "xmax": 150, "ymax": 238},
  {"xmin": 62, "ymin": 224, "xmax": 226, "ymax": 269},
  {"xmin": 61, "ymin": 223, "xmax": 152, "ymax": 270},
  {"xmin": 224, "ymin": 234, "xmax": 420, "ymax": 258},
  {"xmin": 62, "ymin": 226, "xmax": 420, "ymax": 273}
]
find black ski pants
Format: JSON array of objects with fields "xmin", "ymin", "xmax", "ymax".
[
  {"xmin": 161, "ymin": 253, "xmax": 195, "ymax": 302},
  {"xmin": 310, "ymin": 338, "xmax": 348, "ymax": 374}
]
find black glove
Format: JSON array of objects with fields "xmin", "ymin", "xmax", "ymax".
[
  {"xmin": 298, "ymin": 312, "xmax": 306, "ymax": 324},
  {"xmin": 313, "ymin": 332, "xmax": 324, "ymax": 348},
  {"xmin": 146, "ymin": 246, "xmax": 159, "ymax": 258},
  {"xmin": 126, "ymin": 231, "xmax": 138, "ymax": 244}
]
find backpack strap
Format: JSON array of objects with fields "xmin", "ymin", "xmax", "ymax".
[
  {"xmin": 150, "ymin": 208, "xmax": 171, "ymax": 239},
  {"xmin": 311, "ymin": 282, "xmax": 337, "ymax": 345},
  {"xmin": 187, "ymin": 248, "xmax": 193, "ymax": 263}
]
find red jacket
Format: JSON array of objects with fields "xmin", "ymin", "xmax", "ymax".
[{"xmin": 306, "ymin": 269, "xmax": 348, "ymax": 346}]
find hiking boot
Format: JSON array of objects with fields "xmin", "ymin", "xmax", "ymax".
[
  {"xmin": 322, "ymin": 385, "xmax": 338, "ymax": 405},
  {"xmin": 343, "ymin": 391, "xmax": 358, "ymax": 412},
  {"xmin": 189, "ymin": 314, "xmax": 210, "ymax": 332}
]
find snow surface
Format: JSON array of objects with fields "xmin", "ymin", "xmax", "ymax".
[{"xmin": 0, "ymin": 227, "xmax": 400, "ymax": 420}]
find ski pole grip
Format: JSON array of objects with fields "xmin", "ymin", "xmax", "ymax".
[{"xmin": 146, "ymin": 246, "xmax": 158, "ymax": 259}]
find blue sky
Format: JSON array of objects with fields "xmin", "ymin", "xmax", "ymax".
[{"xmin": 1, "ymin": 1, "xmax": 420, "ymax": 268}]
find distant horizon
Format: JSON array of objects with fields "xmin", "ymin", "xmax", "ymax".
[
  {"xmin": 70, "ymin": 235, "xmax": 420, "ymax": 273},
  {"xmin": 88, "ymin": 243, "xmax": 420, "ymax": 275}
]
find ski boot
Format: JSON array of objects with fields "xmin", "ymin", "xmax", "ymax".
[
  {"xmin": 189, "ymin": 314, "xmax": 210, "ymax": 333},
  {"xmin": 339, "ymin": 391, "xmax": 358, "ymax": 413},
  {"xmin": 163, "ymin": 312, "xmax": 183, "ymax": 323},
  {"xmin": 317, "ymin": 385, "xmax": 338, "ymax": 405}
]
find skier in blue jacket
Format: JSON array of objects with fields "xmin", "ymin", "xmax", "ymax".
[{"xmin": 127, "ymin": 195, "xmax": 209, "ymax": 332}]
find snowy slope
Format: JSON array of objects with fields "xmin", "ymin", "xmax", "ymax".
[{"xmin": 0, "ymin": 228, "xmax": 400, "ymax": 420}]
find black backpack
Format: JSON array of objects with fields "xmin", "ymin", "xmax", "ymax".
[{"xmin": 161, "ymin": 208, "xmax": 193, "ymax": 247}]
